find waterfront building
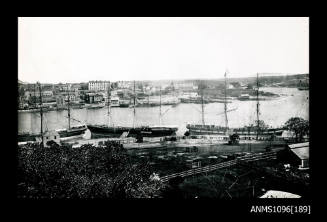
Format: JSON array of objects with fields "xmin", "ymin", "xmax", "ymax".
[
  {"xmin": 18, "ymin": 96, "xmax": 28, "ymax": 109},
  {"xmin": 24, "ymin": 90, "xmax": 53, "ymax": 98},
  {"xmin": 111, "ymin": 96, "xmax": 120, "ymax": 107},
  {"xmin": 117, "ymin": 81, "xmax": 132, "ymax": 89},
  {"xmin": 175, "ymin": 82, "xmax": 198, "ymax": 91},
  {"xmin": 88, "ymin": 81, "xmax": 110, "ymax": 91},
  {"xmin": 56, "ymin": 95, "xmax": 65, "ymax": 108},
  {"xmin": 85, "ymin": 93, "xmax": 104, "ymax": 104},
  {"xmin": 71, "ymin": 83, "xmax": 82, "ymax": 90},
  {"xmin": 42, "ymin": 131, "xmax": 61, "ymax": 147},
  {"xmin": 63, "ymin": 93, "xmax": 76, "ymax": 102},
  {"xmin": 42, "ymin": 90, "xmax": 54, "ymax": 97},
  {"xmin": 227, "ymin": 83, "xmax": 235, "ymax": 89},
  {"xmin": 24, "ymin": 89, "xmax": 56, "ymax": 104},
  {"xmin": 54, "ymin": 83, "xmax": 71, "ymax": 92}
]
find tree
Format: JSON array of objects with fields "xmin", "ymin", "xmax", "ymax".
[
  {"xmin": 184, "ymin": 131, "xmax": 190, "ymax": 137},
  {"xmin": 246, "ymin": 120, "xmax": 269, "ymax": 132},
  {"xmin": 255, "ymin": 120, "xmax": 269, "ymax": 130},
  {"xmin": 17, "ymin": 141, "xmax": 163, "ymax": 198},
  {"xmin": 229, "ymin": 134, "xmax": 240, "ymax": 145},
  {"xmin": 284, "ymin": 117, "xmax": 309, "ymax": 142}
]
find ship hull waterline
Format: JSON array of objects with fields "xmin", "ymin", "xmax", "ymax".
[{"xmin": 87, "ymin": 125, "xmax": 178, "ymax": 138}]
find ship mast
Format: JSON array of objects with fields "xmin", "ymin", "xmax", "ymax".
[
  {"xmin": 107, "ymin": 81, "xmax": 111, "ymax": 127},
  {"xmin": 37, "ymin": 82, "xmax": 43, "ymax": 146},
  {"xmin": 34, "ymin": 84, "xmax": 37, "ymax": 109},
  {"xmin": 256, "ymin": 73, "xmax": 260, "ymax": 140},
  {"xmin": 201, "ymin": 81, "xmax": 205, "ymax": 125},
  {"xmin": 159, "ymin": 86, "xmax": 162, "ymax": 125},
  {"xmin": 224, "ymin": 71, "xmax": 229, "ymax": 134},
  {"xmin": 67, "ymin": 84, "xmax": 71, "ymax": 130},
  {"xmin": 133, "ymin": 80, "xmax": 136, "ymax": 128}
]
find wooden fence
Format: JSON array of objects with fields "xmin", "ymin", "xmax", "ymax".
[{"xmin": 160, "ymin": 151, "xmax": 277, "ymax": 183}]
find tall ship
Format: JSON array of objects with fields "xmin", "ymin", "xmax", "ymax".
[
  {"xmin": 54, "ymin": 86, "xmax": 87, "ymax": 139},
  {"xmin": 185, "ymin": 72, "xmax": 283, "ymax": 138},
  {"xmin": 18, "ymin": 82, "xmax": 47, "ymax": 143},
  {"xmin": 142, "ymin": 85, "xmax": 178, "ymax": 137},
  {"xmin": 87, "ymin": 81, "xmax": 178, "ymax": 138},
  {"xmin": 18, "ymin": 82, "xmax": 87, "ymax": 143}
]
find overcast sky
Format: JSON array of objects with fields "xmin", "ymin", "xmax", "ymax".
[{"xmin": 18, "ymin": 17, "xmax": 309, "ymax": 83}]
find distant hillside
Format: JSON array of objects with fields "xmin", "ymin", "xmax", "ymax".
[
  {"xmin": 189, "ymin": 73, "xmax": 309, "ymax": 88},
  {"xmin": 18, "ymin": 73, "xmax": 309, "ymax": 86},
  {"xmin": 18, "ymin": 80, "xmax": 28, "ymax": 84}
]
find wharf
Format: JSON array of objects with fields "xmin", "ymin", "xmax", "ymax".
[{"xmin": 66, "ymin": 135, "xmax": 281, "ymax": 150}]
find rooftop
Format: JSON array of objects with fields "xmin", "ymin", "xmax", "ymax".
[
  {"xmin": 260, "ymin": 190, "xmax": 301, "ymax": 198},
  {"xmin": 288, "ymin": 142, "xmax": 309, "ymax": 160}
]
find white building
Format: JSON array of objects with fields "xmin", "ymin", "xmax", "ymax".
[
  {"xmin": 117, "ymin": 81, "xmax": 131, "ymax": 89},
  {"xmin": 65, "ymin": 94, "xmax": 76, "ymax": 102},
  {"xmin": 42, "ymin": 131, "xmax": 61, "ymax": 147},
  {"xmin": 88, "ymin": 81, "xmax": 110, "ymax": 91},
  {"xmin": 175, "ymin": 82, "xmax": 197, "ymax": 90},
  {"xmin": 24, "ymin": 90, "xmax": 53, "ymax": 99}
]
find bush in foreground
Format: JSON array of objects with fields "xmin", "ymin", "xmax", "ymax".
[{"xmin": 17, "ymin": 141, "xmax": 164, "ymax": 199}]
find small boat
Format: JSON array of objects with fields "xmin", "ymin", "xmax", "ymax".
[
  {"xmin": 110, "ymin": 97, "xmax": 120, "ymax": 107},
  {"xmin": 87, "ymin": 103, "xmax": 105, "ymax": 109},
  {"xmin": 238, "ymin": 94, "xmax": 250, "ymax": 100},
  {"xmin": 55, "ymin": 124, "xmax": 88, "ymax": 139},
  {"xmin": 119, "ymin": 103, "xmax": 130, "ymax": 108},
  {"xmin": 119, "ymin": 100, "xmax": 130, "ymax": 108},
  {"xmin": 298, "ymin": 86, "xmax": 309, "ymax": 90}
]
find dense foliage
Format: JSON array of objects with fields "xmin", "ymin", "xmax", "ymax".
[
  {"xmin": 17, "ymin": 141, "xmax": 164, "ymax": 199},
  {"xmin": 284, "ymin": 117, "xmax": 309, "ymax": 142}
]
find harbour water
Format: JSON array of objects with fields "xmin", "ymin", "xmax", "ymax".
[{"xmin": 18, "ymin": 87, "xmax": 309, "ymax": 136}]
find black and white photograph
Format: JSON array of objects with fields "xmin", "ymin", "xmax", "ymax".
[{"xmin": 17, "ymin": 17, "xmax": 310, "ymax": 203}]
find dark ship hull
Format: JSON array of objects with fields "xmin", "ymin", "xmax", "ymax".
[
  {"xmin": 119, "ymin": 103, "xmax": 130, "ymax": 108},
  {"xmin": 180, "ymin": 98, "xmax": 209, "ymax": 104},
  {"xmin": 18, "ymin": 133, "xmax": 40, "ymax": 142},
  {"xmin": 87, "ymin": 124, "xmax": 178, "ymax": 138},
  {"xmin": 87, "ymin": 125, "xmax": 141, "ymax": 138},
  {"xmin": 298, "ymin": 86, "xmax": 309, "ymax": 90},
  {"xmin": 140, "ymin": 126, "xmax": 178, "ymax": 137}
]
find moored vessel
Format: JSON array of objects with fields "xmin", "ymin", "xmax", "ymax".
[
  {"xmin": 185, "ymin": 72, "xmax": 281, "ymax": 140},
  {"xmin": 87, "ymin": 81, "xmax": 178, "ymax": 138}
]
